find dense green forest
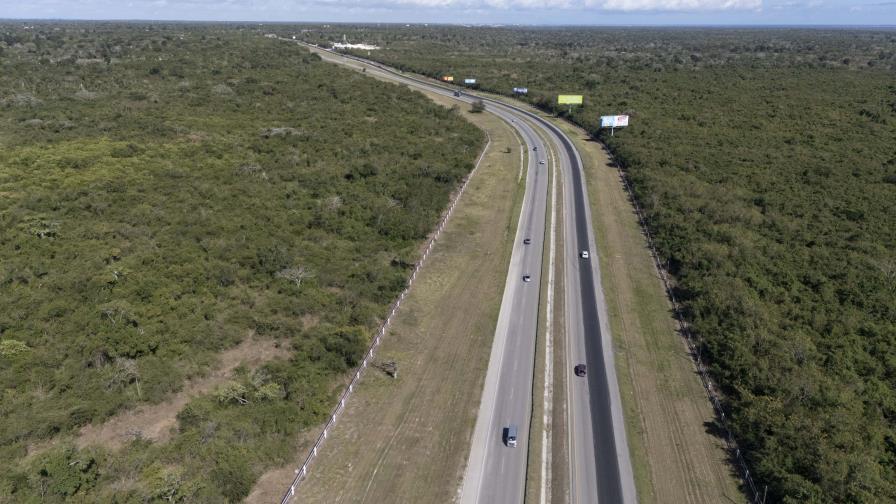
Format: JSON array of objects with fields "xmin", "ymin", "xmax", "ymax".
[
  {"xmin": 0, "ymin": 23, "xmax": 483, "ymax": 501},
  {"xmin": 291, "ymin": 26, "xmax": 896, "ymax": 503}
]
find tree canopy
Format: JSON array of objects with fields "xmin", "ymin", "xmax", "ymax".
[{"xmin": 0, "ymin": 22, "xmax": 483, "ymax": 501}]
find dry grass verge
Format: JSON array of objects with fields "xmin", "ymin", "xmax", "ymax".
[
  {"xmin": 246, "ymin": 84, "xmax": 524, "ymax": 504},
  {"xmin": 473, "ymin": 88, "xmax": 744, "ymax": 503},
  {"xmin": 557, "ymin": 121, "xmax": 745, "ymax": 504}
]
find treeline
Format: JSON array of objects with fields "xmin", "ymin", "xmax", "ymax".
[
  {"xmin": 0, "ymin": 23, "xmax": 483, "ymax": 501},
  {"xmin": 291, "ymin": 25, "xmax": 896, "ymax": 503}
]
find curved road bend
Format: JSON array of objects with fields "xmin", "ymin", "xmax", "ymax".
[{"xmin": 296, "ymin": 41, "xmax": 636, "ymax": 504}]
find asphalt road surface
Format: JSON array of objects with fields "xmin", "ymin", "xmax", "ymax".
[{"xmin": 298, "ymin": 41, "xmax": 636, "ymax": 504}]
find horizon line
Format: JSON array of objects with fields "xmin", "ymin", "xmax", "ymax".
[{"xmin": 2, "ymin": 18, "xmax": 896, "ymax": 29}]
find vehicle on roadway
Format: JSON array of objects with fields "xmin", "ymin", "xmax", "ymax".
[
  {"xmin": 453, "ymin": 91, "xmax": 461, "ymax": 97},
  {"xmin": 504, "ymin": 425, "xmax": 519, "ymax": 447},
  {"xmin": 522, "ymin": 274, "xmax": 531, "ymax": 282},
  {"xmin": 580, "ymin": 250, "xmax": 589, "ymax": 259},
  {"xmin": 523, "ymin": 238, "xmax": 531, "ymax": 245},
  {"xmin": 575, "ymin": 364, "xmax": 587, "ymax": 377},
  {"xmin": 539, "ymin": 160, "xmax": 545, "ymax": 165},
  {"xmin": 533, "ymin": 146, "xmax": 537, "ymax": 151}
]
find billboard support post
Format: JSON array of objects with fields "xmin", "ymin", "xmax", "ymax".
[{"xmin": 600, "ymin": 114, "xmax": 630, "ymax": 136}]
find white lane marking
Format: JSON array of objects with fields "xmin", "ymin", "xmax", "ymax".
[
  {"xmin": 302, "ymin": 45, "xmax": 598, "ymax": 502},
  {"xmin": 541, "ymin": 133, "xmax": 558, "ymax": 504},
  {"xmin": 559, "ymin": 141, "xmax": 577, "ymax": 504},
  {"xmin": 503, "ymin": 124, "xmax": 527, "ymax": 183},
  {"xmin": 459, "ymin": 117, "xmax": 538, "ymax": 504}
]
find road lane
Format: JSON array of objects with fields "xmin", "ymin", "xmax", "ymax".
[
  {"xmin": 294, "ymin": 40, "xmax": 636, "ymax": 504},
  {"xmin": 468, "ymin": 116, "xmax": 548, "ymax": 504}
]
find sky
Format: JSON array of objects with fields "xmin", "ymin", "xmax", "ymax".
[{"xmin": 0, "ymin": 0, "xmax": 894, "ymax": 26}]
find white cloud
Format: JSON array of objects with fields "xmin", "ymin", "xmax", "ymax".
[
  {"xmin": 385, "ymin": 0, "xmax": 575, "ymax": 8},
  {"xmin": 593, "ymin": 0, "xmax": 761, "ymax": 10},
  {"xmin": 1, "ymin": 0, "xmax": 766, "ymax": 17},
  {"xmin": 357, "ymin": 0, "xmax": 763, "ymax": 10}
]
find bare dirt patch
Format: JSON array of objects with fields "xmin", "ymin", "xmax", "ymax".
[{"xmin": 75, "ymin": 334, "xmax": 290, "ymax": 450}]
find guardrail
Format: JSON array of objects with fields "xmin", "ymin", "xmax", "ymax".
[{"xmin": 279, "ymin": 132, "xmax": 492, "ymax": 504}]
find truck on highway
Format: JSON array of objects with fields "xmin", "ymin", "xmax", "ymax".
[{"xmin": 504, "ymin": 425, "xmax": 518, "ymax": 447}]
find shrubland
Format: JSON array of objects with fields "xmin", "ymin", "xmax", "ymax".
[
  {"xmin": 290, "ymin": 25, "xmax": 896, "ymax": 503},
  {"xmin": 0, "ymin": 22, "xmax": 483, "ymax": 501}
]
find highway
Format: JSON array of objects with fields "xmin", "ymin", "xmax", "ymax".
[{"xmin": 296, "ymin": 41, "xmax": 637, "ymax": 504}]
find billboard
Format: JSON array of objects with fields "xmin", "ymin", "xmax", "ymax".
[
  {"xmin": 464, "ymin": 78, "xmax": 477, "ymax": 84},
  {"xmin": 600, "ymin": 115, "xmax": 630, "ymax": 128},
  {"xmin": 558, "ymin": 95, "xmax": 583, "ymax": 105},
  {"xmin": 513, "ymin": 87, "xmax": 528, "ymax": 94},
  {"xmin": 442, "ymin": 76, "xmax": 454, "ymax": 82}
]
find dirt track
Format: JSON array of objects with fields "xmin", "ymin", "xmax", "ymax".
[{"xmin": 75, "ymin": 335, "xmax": 289, "ymax": 450}]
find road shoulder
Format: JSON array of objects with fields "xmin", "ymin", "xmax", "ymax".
[
  {"xmin": 558, "ymin": 121, "xmax": 746, "ymax": 504},
  {"xmin": 471, "ymin": 89, "xmax": 745, "ymax": 503},
  {"xmin": 247, "ymin": 87, "xmax": 525, "ymax": 504}
]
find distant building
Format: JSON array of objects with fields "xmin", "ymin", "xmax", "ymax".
[{"xmin": 331, "ymin": 42, "xmax": 380, "ymax": 51}]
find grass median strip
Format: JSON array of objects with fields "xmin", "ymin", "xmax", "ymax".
[
  {"xmin": 246, "ymin": 85, "xmax": 525, "ymax": 503},
  {"xmin": 477, "ymin": 89, "xmax": 744, "ymax": 503}
]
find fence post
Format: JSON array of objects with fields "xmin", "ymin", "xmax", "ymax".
[
  {"xmin": 277, "ymin": 113, "xmax": 491, "ymax": 504},
  {"xmin": 604, "ymin": 144, "xmax": 762, "ymax": 502}
]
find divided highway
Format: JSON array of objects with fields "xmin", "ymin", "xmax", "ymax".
[{"xmin": 297, "ymin": 41, "xmax": 636, "ymax": 504}]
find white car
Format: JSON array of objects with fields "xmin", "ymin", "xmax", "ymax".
[
  {"xmin": 580, "ymin": 250, "xmax": 589, "ymax": 259},
  {"xmin": 522, "ymin": 275, "xmax": 532, "ymax": 282}
]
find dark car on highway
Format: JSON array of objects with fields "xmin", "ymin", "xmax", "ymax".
[
  {"xmin": 574, "ymin": 364, "xmax": 587, "ymax": 377},
  {"xmin": 504, "ymin": 425, "xmax": 518, "ymax": 447}
]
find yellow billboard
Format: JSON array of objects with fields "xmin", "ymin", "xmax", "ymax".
[
  {"xmin": 557, "ymin": 95, "xmax": 583, "ymax": 105},
  {"xmin": 442, "ymin": 76, "xmax": 454, "ymax": 82}
]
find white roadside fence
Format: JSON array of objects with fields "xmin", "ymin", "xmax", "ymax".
[{"xmin": 280, "ymin": 133, "xmax": 492, "ymax": 504}]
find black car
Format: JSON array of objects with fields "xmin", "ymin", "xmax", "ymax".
[
  {"xmin": 522, "ymin": 275, "xmax": 532, "ymax": 282},
  {"xmin": 574, "ymin": 364, "xmax": 587, "ymax": 377},
  {"xmin": 523, "ymin": 238, "xmax": 531, "ymax": 245}
]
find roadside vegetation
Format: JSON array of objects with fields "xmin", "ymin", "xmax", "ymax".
[
  {"xmin": 291, "ymin": 25, "xmax": 896, "ymax": 503},
  {"xmin": 0, "ymin": 22, "xmax": 483, "ymax": 501},
  {"xmin": 286, "ymin": 87, "xmax": 523, "ymax": 504}
]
